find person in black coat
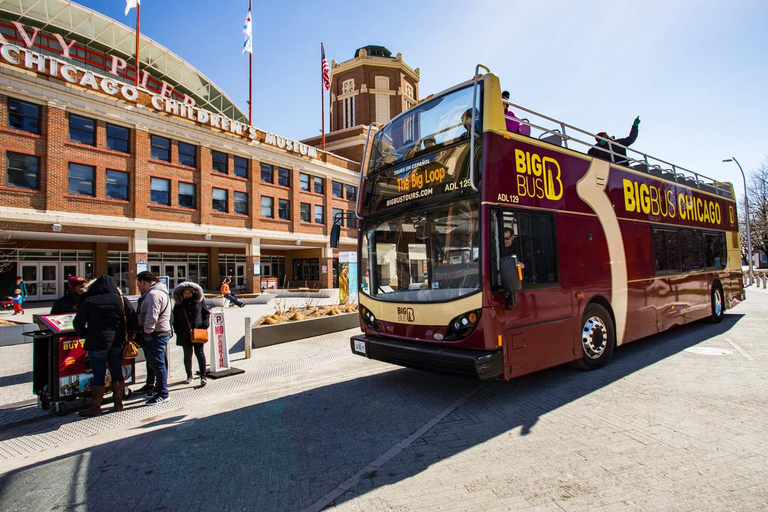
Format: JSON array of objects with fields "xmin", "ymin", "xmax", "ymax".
[
  {"xmin": 588, "ymin": 117, "xmax": 641, "ymax": 166},
  {"xmin": 172, "ymin": 281, "xmax": 210, "ymax": 386},
  {"xmin": 73, "ymin": 275, "xmax": 138, "ymax": 416}
]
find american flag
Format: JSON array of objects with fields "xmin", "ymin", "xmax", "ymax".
[{"xmin": 321, "ymin": 43, "xmax": 330, "ymax": 90}]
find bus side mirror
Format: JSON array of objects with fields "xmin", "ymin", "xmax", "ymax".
[
  {"xmin": 500, "ymin": 256, "xmax": 522, "ymax": 306},
  {"xmin": 330, "ymin": 224, "xmax": 340, "ymax": 248}
]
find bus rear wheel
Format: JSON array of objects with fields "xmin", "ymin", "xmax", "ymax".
[
  {"xmin": 708, "ymin": 285, "xmax": 724, "ymax": 324},
  {"xmin": 574, "ymin": 304, "xmax": 615, "ymax": 371}
]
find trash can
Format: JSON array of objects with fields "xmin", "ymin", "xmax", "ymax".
[{"xmin": 25, "ymin": 313, "xmax": 135, "ymax": 414}]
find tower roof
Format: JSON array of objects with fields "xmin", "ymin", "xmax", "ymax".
[{"xmin": 354, "ymin": 45, "xmax": 393, "ymax": 59}]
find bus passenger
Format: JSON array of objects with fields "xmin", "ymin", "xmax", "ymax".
[
  {"xmin": 502, "ymin": 91, "xmax": 531, "ymax": 136},
  {"xmin": 588, "ymin": 116, "xmax": 641, "ymax": 166}
]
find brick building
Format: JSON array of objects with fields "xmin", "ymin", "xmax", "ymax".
[{"xmin": 0, "ymin": 2, "xmax": 362, "ymax": 299}]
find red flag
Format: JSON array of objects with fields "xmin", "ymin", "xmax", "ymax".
[{"xmin": 321, "ymin": 43, "xmax": 330, "ymax": 91}]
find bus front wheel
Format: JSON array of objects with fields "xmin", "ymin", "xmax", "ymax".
[
  {"xmin": 708, "ymin": 285, "xmax": 724, "ymax": 324},
  {"xmin": 574, "ymin": 304, "xmax": 615, "ymax": 371}
]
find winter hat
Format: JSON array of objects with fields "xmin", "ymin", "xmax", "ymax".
[{"xmin": 68, "ymin": 276, "xmax": 87, "ymax": 291}]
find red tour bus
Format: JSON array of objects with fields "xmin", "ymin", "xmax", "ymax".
[{"xmin": 343, "ymin": 68, "xmax": 744, "ymax": 381}]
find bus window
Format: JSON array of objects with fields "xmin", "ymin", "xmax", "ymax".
[
  {"xmin": 653, "ymin": 227, "xmax": 681, "ymax": 273},
  {"xmin": 499, "ymin": 210, "xmax": 559, "ymax": 286},
  {"xmin": 703, "ymin": 232, "xmax": 727, "ymax": 269},
  {"xmin": 680, "ymin": 229, "xmax": 705, "ymax": 272}
]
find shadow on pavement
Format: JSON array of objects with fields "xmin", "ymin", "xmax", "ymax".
[{"xmin": 0, "ymin": 314, "xmax": 744, "ymax": 510}]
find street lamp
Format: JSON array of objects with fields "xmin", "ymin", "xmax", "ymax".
[{"xmin": 723, "ymin": 157, "xmax": 753, "ymax": 282}]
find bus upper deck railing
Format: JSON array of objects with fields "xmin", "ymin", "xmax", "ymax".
[{"xmin": 502, "ymin": 99, "xmax": 733, "ymax": 199}]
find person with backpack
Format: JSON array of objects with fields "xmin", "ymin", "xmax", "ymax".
[
  {"xmin": 136, "ymin": 271, "xmax": 172, "ymax": 405},
  {"xmin": 73, "ymin": 276, "xmax": 137, "ymax": 416},
  {"xmin": 172, "ymin": 281, "xmax": 210, "ymax": 386}
]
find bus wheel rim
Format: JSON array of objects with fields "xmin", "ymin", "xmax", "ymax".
[
  {"xmin": 714, "ymin": 289, "xmax": 722, "ymax": 316},
  {"xmin": 582, "ymin": 316, "xmax": 607, "ymax": 359}
]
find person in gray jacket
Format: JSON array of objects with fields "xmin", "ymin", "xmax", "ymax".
[{"xmin": 136, "ymin": 271, "xmax": 172, "ymax": 405}]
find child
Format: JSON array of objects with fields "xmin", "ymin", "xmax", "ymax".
[{"xmin": 12, "ymin": 288, "xmax": 24, "ymax": 315}]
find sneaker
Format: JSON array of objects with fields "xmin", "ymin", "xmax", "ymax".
[
  {"xmin": 145, "ymin": 390, "xmax": 155, "ymax": 398},
  {"xmin": 184, "ymin": 376, "xmax": 193, "ymax": 385},
  {"xmin": 145, "ymin": 394, "xmax": 170, "ymax": 405},
  {"xmin": 200, "ymin": 378, "xmax": 207, "ymax": 388}
]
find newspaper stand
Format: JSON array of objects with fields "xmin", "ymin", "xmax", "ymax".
[{"xmin": 25, "ymin": 313, "xmax": 135, "ymax": 415}]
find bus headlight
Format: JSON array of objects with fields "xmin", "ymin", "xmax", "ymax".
[
  {"xmin": 360, "ymin": 306, "xmax": 379, "ymax": 332},
  {"xmin": 444, "ymin": 309, "xmax": 482, "ymax": 341}
]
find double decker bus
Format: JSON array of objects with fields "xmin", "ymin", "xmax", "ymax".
[{"xmin": 341, "ymin": 68, "xmax": 744, "ymax": 381}]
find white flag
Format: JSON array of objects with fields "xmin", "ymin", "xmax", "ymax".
[
  {"xmin": 125, "ymin": 0, "xmax": 140, "ymax": 16},
  {"xmin": 242, "ymin": 10, "xmax": 252, "ymax": 54}
]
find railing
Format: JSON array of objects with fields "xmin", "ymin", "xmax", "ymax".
[
  {"xmin": 743, "ymin": 270, "xmax": 768, "ymax": 288},
  {"xmin": 502, "ymin": 99, "xmax": 733, "ymax": 198}
]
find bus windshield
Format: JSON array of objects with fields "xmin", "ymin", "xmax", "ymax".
[
  {"xmin": 360, "ymin": 200, "xmax": 480, "ymax": 302},
  {"xmin": 369, "ymin": 84, "xmax": 479, "ymax": 175}
]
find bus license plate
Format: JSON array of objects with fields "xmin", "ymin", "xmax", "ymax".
[{"xmin": 353, "ymin": 340, "xmax": 366, "ymax": 355}]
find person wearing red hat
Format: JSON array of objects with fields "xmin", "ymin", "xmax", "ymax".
[
  {"xmin": 588, "ymin": 116, "xmax": 641, "ymax": 166},
  {"xmin": 50, "ymin": 276, "xmax": 88, "ymax": 314}
]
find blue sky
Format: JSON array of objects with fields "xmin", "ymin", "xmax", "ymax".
[{"xmin": 77, "ymin": 0, "xmax": 766, "ymax": 190}]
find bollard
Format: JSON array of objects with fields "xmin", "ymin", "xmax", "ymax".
[
  {"xmin": 244, "ymin": 317, "xmax": 252, "ymax": 359},
  {"xmin": 763, "ymin": 272, "xmax": 767, "ymax": 290}
]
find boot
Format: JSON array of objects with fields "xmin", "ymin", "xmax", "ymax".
[
  {"xmin": 113, "ymin": 381, "xmax": 125, "ymax": 412},
  {"xmin": 79, "ymin": 385, "xmax": 105, "ymax": 417}
]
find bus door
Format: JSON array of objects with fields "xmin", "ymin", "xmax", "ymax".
[{"xmin": 492, "ymin": 209, "xmax": 576, "ymax": 377}]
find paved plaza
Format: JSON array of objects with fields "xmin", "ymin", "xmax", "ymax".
[{"xmin": 0, "ymin": 288, "xmax": 766, "ymax": 511}]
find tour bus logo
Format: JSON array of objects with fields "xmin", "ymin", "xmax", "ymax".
[
  {"xmin": 397, "ymin": 307, "xmax": 416, "ymax": 322},
  {"xmin": 514, "ymin": 149, "xmax": 563, "ymax": 201}
]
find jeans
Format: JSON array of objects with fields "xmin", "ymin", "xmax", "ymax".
[
  {"xmin": 89, "ymin": 348, "xmax": 123, "ymax": 386},
  {"xmin": 144, "ymin": 334, "xmax": 170, "ymax": 397},
  {"xmin": 224, "ymin": 293, "xmax": 244, "ymax": 307},
  {"xmin": 183, "ymin": 344, "xmax": 207, "ymax": 378}
]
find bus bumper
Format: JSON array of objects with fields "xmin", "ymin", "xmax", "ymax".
[{"xmin": 350, "ymin": 334, "xmax": 503, "ymax": 380}]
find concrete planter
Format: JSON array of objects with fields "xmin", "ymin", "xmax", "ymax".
[
  {"xmin": 0, "ymin": 322, "xmax": 43, "ymax": 347},
  {"xmin": 252, "ymin": 311, "xmax": 359, "ymax": 348}
]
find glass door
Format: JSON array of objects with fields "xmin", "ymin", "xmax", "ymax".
[
  {"xmin": 41, "ymin": 264, "xmax": 58, "ymax": 300},
  {"xmin": 163, "ymin": 264, "xmax": 187, "ymax": 290},
  {"xmin": 62, "ymin": 264, "xmax": 78, "ymax": 294},
  {"xmin": 20, "ymin": 264, "xmax": 39, "ymax": 300},
  {"xmin": 235, "ymin": 263, "xmax": 246, "ymax": 292}
]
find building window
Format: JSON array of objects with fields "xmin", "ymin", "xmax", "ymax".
[
  {"xmin": 293, "ymin": 258, "xmax": 320, "ymax": 281},
  {"xmin": 332, "ymin": 181, "xmax": 343, "ymax": 198},
  {"xmin": 106, "ymin": 124, "xmax": 130, "ymax": 153},
  {"xmin": 67, "ymin": 162, "xmax": 95, "ymax": 196},
  {"xmin": 212, "ymin": 150, "xmax": 228, "ymax": 174},
  {"xmin": 260, "ymin": 196, "xmax": 274, "ymax": 218},
  {"xmin": 234, "ymin": 156, "xmax": 248, "ymax": 178},
  {"xmin": 300, "ymin": 202, "xmax": 311, "ymax": 222},
  {"xmin": 8, "ymin": 98, "xmax": 40, "ymax": 134},
  {"xmin": 150, "ymin": 135, "xmax": 171, "ymax": 162},
  {"xmin": 342, "ymin": 79, "xmax": 355, "ymax": 94},
  {"xmin": 178, "ymin": 182, "xmax": 196, "ymax": 209},
  {"xmin": 314, "ymin": 205, "xmax": 325, "ymax": 224},
  {"xmin": 150, "ymin": 177, "xmax": 170, "ymax": 205},
  {"xmin": 345, "ymin": 184, "xmax": 357, "ymax": 201},
  {"xmin": 313, "ymin": 176, "xmax": 324, "ymax": 194},
  {"xmin": 5, "ymin": 152, "xmax": 39, "ymax": 190},
  {"xmin": 277, "ymin": 167, "xmax": 290, "ymax": 187},
  {"xmin": 178, "ymin": 142, "xmax": 197, "ymax": 167},
  {"xmin": 347, "ymin": 212, "xmax": 358, "ymax": 228},
  {"xmin": 105, "ymin": 170, "xmax": 129, "ymax": 200},
  {"xmin": 278, "ymin": 199, "xmax": 290, "ymax": 220},
  {"xmin": 299, "ymin": 173, "xmax": 310, "ymax": 191},
  {"xmin": 332, "ymin": 208, "xmax": 344, "ymax": 227},
  {"xmin": 343, "ymin": 96, "xmax": 355, "ymax": 129},
  {"xmin": 260, "ymin": 163, "xmax": 273, "ymax": 183},
  {"xmin": 69, "ymin": 114, "xmax": 96, "ymax": 146},
  {"xmin": 212, "ymin": 187, "xmax": 228, "ymax": 212},
  {"xmin": 234, "ymin": 191, "xmax": 248, "ymax": 215}
]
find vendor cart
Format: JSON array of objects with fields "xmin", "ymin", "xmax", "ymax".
[{"xmin": 25, "ymin": 313, "xmax": 135, "ymax": 414}]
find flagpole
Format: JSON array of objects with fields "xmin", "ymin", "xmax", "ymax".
[
  {"xmin": 248, "ymin": 0, "xmax": 253, "ymax": 125},
  {"xmin": 134, "ymin": 2, "xmax": 141, "ymax": 87},
  {"xmin": 321, "ymin": 43, "xmax": 325, "ymax": 151}
]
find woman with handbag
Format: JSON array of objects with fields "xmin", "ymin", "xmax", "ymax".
[
  {"xmin": 172, "ymin": 281, "xmax": 210, "ymax": 386},
  {"xmin": 73, "ymin": 275, "xmax": 137, "ymax": 416}
]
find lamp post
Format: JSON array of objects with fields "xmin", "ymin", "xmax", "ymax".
[{"xmin": 723, "ymin": 157, "xmax": 753, "ymax": 283}]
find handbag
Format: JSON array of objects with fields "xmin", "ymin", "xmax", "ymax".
[
  {"xmin": 184, "ymin": 308, "xmax": 209, "ymax": 344},
  {"xmin": 120, "ymin": 297, "xmax": 139, "ymax": 359}
]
